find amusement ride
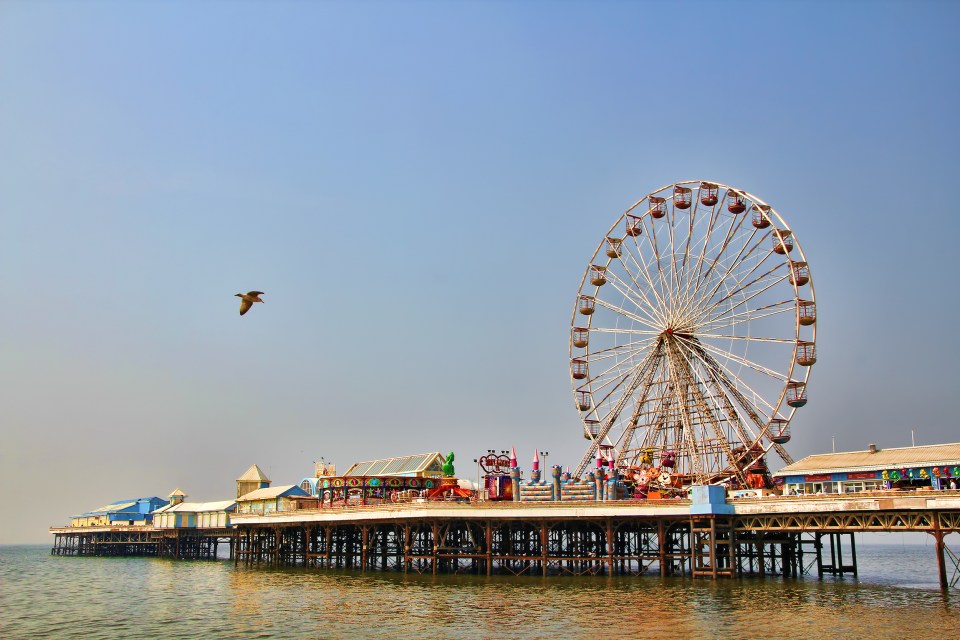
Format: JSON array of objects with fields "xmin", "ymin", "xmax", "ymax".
[{"xmin": 570, "ymin": 181, "xmax": 816, "ymax": 494}]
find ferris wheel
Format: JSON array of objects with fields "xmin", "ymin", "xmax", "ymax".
[{"xmin": 569, "ymin": 181, "xmax": 816, "ymax": 486}]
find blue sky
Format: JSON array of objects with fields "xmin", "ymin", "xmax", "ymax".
[{"xmin": 2, "ymin": 1, "xmax": 958, "ymax": 543}]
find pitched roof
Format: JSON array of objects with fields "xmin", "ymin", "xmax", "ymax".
[
  {"xmin": 236, "ymin": 484, "xmax": 310, "ymax": 502},
  {"xmin": 775, "ymin": 442, "xmax": 960, "ymax": 476},
  {"xmin": 87, "ymin": 500, "xmax": 138, "ymax": 514},
  {"xmin": 168, "ymin": 488, "xmax": 187, "ymax": 498},
  {"xmin": 344, "ymin": 452, "xmax": 444, "ymax": 477},
  {"xmin": 237, "ymin": 464, "xmax": 271, "ymax": 483}
]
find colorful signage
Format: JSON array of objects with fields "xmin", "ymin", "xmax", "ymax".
[{"xmin": 479, "ymin": 453, "xmax": 512, "ymax": 474}]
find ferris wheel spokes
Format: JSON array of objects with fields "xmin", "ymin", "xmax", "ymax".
[
  {"xmin": 688, "ymin": 338, "xmax": 791, "ymax": 383},
  {"xmin": 693, "ymin": 345, "xmax": 796, "ymax": 465},
  {"xmin": 679, "ymin": 341, "xmax": 768, "ymax": 443},
  {"xmin": 689, "ymin": 205, "xmax": 759, "ymax": 301},
  {"xmin": 612, "ymin": 250, "xmax": 678, "ymax": 325},
  {"xmin": 579, "ymin": 338, "xmax": 659, "ymax": 407},
  {"xmin": 683, "ymin": 201, "xmax": 735, "ymax": 305},
  {"xmin": 574, "ymin": 341, "xmax": 664, "ymax": 477},
  {"xmin": 689, "ymin": 251, "xmax": 785, "ymax": 328},
  {"xmin": 598, "ymin": 270, "xmax": 667, "ymax": 328},
  {"xmin": 623, "ymin": 220, "xmax": 674, "ymax": 316},
  {"xmin": 688, "ymin": 226, "xmax": 775, "ymax": 313},
  {"xmin": 591, "ymin": 342, "xmax": 656, "ymax": 422},
  {"xmin": 620, "ymin": 375, "xmax": 673, "ymax": 455},
  {"xmin": 663, "ymin": 341, "xmax": 707, "ymax": 479},
  {"xmin": 671, "ymin": 338, "xmax": 759, "ymax": 485},
  {"xmin": 699, "ymin": 257, "xmax": 790, "ymax": 314},
  {"xmin": 690, "ymin": 342, "xmax": 785, "ymax": 422},
  {"xmin": 695, "ymin": 332, "xmax": 795, "ymax": 345},
  {"xmin": 698, "ymin": 298, "xmax": 796, "ymax": 333}
]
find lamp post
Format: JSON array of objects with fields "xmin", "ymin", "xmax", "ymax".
[
  {"xmin": 473, "ymin": 458, "xmax": 481, "ymax": 498},
  {"xmin": 540, "ymin": 451, "xmax": 549, "ymax": 474}
]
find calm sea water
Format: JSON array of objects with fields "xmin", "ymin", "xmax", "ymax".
[{"xmin": 2, "ymin": 541, "xmax": 958, "ymax": 639}]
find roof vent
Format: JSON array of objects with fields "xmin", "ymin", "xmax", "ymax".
[{"xmin": 868, "ymin": 443, "xmax": 878, "ymax": 453}]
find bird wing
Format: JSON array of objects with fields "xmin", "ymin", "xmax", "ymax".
[
  {"xmin": 239, "ymin": 298, "xmax": 253, "ymax": 315},
  {"xmin": 247, "ymin": 291, "xmax": 264, "ymax": 296}
]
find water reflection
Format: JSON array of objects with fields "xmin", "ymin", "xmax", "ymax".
[
  {"xmin": 2, "ymin": 545, "xmax": 956, "ymax": 640},
  {"xmin": 220, "ymin": 563, "xmax": 956, "ymax": 639}
]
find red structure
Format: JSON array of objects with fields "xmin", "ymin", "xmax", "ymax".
[
  {"xmin": 477, "ymin": 452, "xmax": 514, "ymax": 501},
  {"xmin": 424, "ymin": 478, "xmax": 474, "ymax": 501}
]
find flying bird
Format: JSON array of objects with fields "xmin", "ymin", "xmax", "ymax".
[{"xmin": 235, "ymin": 291, "xmax": 265, "ymax": 316}]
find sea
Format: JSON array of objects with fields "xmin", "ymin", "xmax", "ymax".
[{"xmin": 2, "ymin": 540, "xmax": 958, "ymax": 639}]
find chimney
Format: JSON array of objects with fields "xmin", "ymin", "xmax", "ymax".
[{"xmin": 868, "ymin": 443, "xmax": 878, "ymax": 454}]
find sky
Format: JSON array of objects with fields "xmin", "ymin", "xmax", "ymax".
[{"xmin": 2, "ymin": 0, "xmax": 959, "ymax": 544}]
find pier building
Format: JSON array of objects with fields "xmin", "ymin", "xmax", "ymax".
[
  {"xmin": 235, "ymin": 484, "xmax": 315, "ymax": 515},
  {"xmin": 296, "ymin": 452, "xmax": 450, "ymax": 506},
  {"xmin": 153, "ymin": 499, "xmax": 237, "ymax": 529},
  {"xmin": 70, "ymin": 496, "xmax": 168, "ymax": 527},
  {"xmin": 775, "ymin": 442, "xmax": 960, "ymax": 495},
  {"xmin": 236, "ymin": 464, "xmax": 271, "ymax": 498}
]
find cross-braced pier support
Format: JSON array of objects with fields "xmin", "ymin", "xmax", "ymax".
[
  {"xmin": 52, "ymin": 530, "xmax": 158, "ymax": 557},
  {"xmin": 814, "ymin": 531, "xmax": 858, "ymax": 578},
  {"xmin": 53, "ymin": 529, "xmax": 233, "ymax": 559},
  {"xmin": 932, "ymin": 519, "xmax": 960, "ymax": 589},
  {"xmin": 733, "ymin": 532, "xmax": 805, "ymax": 578},
  {"xmin": 234, "ymin": 516, "xmax": 712, "ymax": 578},
  {"xmin": 691, "ymin": 516, "xmax": 735, "ymax": 578}
]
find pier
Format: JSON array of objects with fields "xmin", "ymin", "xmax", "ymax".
[
  {"xmin": 51, "ymin": 492, "xmax": 960, "ymax": 588},
  {"xmin": 228, "ymin": 493, "xmax": 960, "ymax": 584},
  {"xmin": 51, "ymin": 525, "xmax": 234, "ymax": 561}
]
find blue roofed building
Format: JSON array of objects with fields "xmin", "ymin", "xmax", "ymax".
[{"xmin": 71, "ymin": 496, "xmax": 169, "ymax": 527}]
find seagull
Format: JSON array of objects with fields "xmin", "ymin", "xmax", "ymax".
[{"xmin": 235, "ymin": 291, "xmax": 264, "ymax": 316}]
